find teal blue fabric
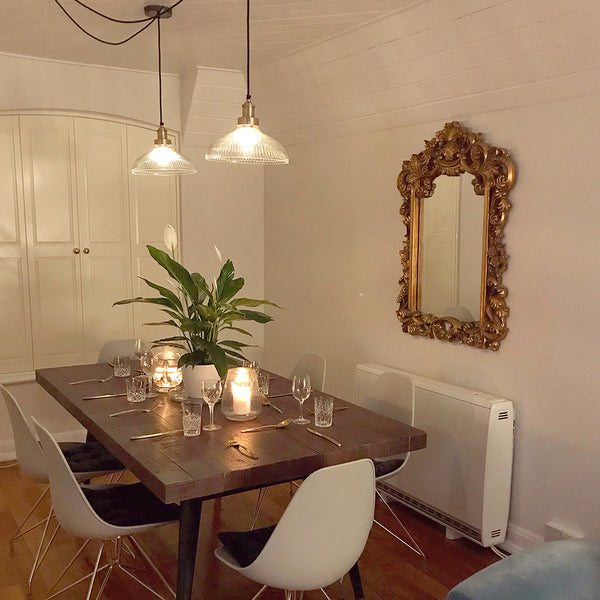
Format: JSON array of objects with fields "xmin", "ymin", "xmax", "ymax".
[{"xmin": 446, "ymin": 540, "xmax": 600, "ymax": 600}]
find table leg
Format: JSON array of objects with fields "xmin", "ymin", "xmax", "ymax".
[
  {"xmin": 348, "ymin": 562, "xmax": 365, "ymax": 600},
  {"xmin": 176, "ymin": 498, "xmax": 203, "ymax": 600}
]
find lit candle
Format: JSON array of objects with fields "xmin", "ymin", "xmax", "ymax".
[
  {"xmin": 152, "ymin": 358, "xmax": 183, "ymax": 390},
  {"xmin": 232, "ymin": 381, "xmax": 251, "ymax": 415}
]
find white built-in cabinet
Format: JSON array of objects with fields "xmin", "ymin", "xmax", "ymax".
[{"xmin": 0, "ymin": 114, "xmax": 179, "ymax": 378}]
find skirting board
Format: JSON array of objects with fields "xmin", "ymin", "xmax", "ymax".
[
  {"xmin": 501, "ymin": 522, "xmax": 545, "ymax": 554},
  {"xmin": 0, "ymin": 428, "xmax": 87, "ymax": 463}
]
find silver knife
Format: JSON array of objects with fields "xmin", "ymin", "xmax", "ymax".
[
  {"xmin": 82, "ymin": 393, "xmax": 127, "ymax": 400},
  {"xmin": 306, "ymin": 427, "xmax": 342, "ymax": 447},
  {"xmin": 306, "ymin": 406, "xmax": 349, "ymax": 415},
  {"xmin": 268, "ymin": 393, "xmax": 292, "ymax": 398},
  {"xmin": 130, "ymin": 429, "xmax": 183, "ymax": 440}
]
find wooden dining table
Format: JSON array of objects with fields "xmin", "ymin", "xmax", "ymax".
[{"xmin": 36, "ymin": 362, "xmax": 427, "ymax": 600}]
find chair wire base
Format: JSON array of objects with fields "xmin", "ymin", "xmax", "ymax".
[
  {"xmin": 10, "ymin": 486, "xmax": 50, "ymax": 548},
  {"xmin": 44, "ymin": 535, "xmax": 174, "ymax": 600},
  {"xmin": 375, "ymin": 488, "xmax": 425, "ymax": 557}
]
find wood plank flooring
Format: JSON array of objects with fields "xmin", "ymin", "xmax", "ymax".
[{"xmin": 0, "ymin": 463, "xmax": 498, "ymax": 600}]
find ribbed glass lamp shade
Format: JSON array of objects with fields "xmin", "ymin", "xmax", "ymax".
[
  {"xmin": 205, "ymin": 100, "xmax": 289, "ymax": 165},
  {"xmin": 131, "ymin": 126, "xmax": 197, "ymax": 176}
]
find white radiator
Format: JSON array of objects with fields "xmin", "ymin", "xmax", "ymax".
[{"xmin": 353, "ymin": 363, "xmax": 514, "ymax": 547}]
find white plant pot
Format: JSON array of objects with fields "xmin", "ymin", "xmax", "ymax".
[{"xmin": 182, "ymin": 364, "xmax": 220, "ymax": 398}]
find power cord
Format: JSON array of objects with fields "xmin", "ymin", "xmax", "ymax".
[
  {"xmin": 52, "ymin": 0, "xmax": 185, "ymax": 46},
  {"xmin": 0, "ymin": 461, "xmax": 18, "ymax": 469},
  {"xmin": 490, "ymin": 545, "xmax": 510, "ymax": 559}
]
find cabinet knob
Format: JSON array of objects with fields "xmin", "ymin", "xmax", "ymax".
[
  {"xmin": 83, "ymin": 248, "xmax": 90, "ymax": 254},
  {"xmin": 73, "ymin": 248, "xmax": 80, "ymax": 254}
]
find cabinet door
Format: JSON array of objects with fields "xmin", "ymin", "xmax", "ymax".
[
  {"xmin": 127, "ymin": 125, "xmax": 180, "ymax": 344},
  {"xmin": 0, "ymin": 116, "xmax": 34, "ymax": 374},
  {"xmin": 21, "ymin": 115, "xmax": 85, "ymax": 368},
  {"xmin": 75, "ymin": 118, "xmax": 133, "ymax": 362}
]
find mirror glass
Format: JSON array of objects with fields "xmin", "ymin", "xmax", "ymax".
[{"xmin": 418, "ymin": 174, "xmax": 484, "ymax": 321}]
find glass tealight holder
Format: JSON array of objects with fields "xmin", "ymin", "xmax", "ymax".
[
  {"xmin": 151, "ymin": 347, "xmax": 183, "ymax": 393},
  {"xmin": 220, "ymin": 367, "xmax": 262, "ymax": 422}
]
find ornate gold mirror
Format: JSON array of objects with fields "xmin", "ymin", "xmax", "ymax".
[{"xmin": 396, "ymin": 122, "xmax": 516, "ymax": 350}]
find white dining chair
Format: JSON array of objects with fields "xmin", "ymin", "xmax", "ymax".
[
  {"xmin": 290, "ymin": 353, "xmax": 327, "ymax": 392},
  {"xmin": 1, "ymin": 384, "xmax": 124, "ymax": 595},
  {"xmin": 33, "ymin": 417, "xmax": 179, "ymax": 600},
  {"xmin": 97, "ymin": 338, "xmax": 137, "ymax": 363},
  {"xmin": 359, "ymin": 371, "xmax": 425, "ymax": 557},
  {"xmin": 215, "ymin": 458, "xmax": 375, "ymax": 600}
]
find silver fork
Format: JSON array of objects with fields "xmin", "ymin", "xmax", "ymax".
[
  {"xmin": 226, "ymin": 439, "xmax": 259, "ymax": 460},
  {"xmin": 69, "ymin": 374, "xmax": 113, "ymax": 385},
  {"xmin": 109, "ymin": 402, "xmax": 164, "ymax": 418}
]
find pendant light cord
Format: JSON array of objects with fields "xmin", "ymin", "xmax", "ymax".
[
  {"xmin": 53, "ymin": 0, "xmax": 184, "ymax": 46},
  {"xmin": 157, "ymin": 13, "xmax": 164, "ymax": 126},
  {"xmin": 246, "ymin": 0, "xmax": 251, "ymax": 101}
]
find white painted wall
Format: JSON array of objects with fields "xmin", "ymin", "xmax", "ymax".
[{"xmin": 259, "ymin": 0, "xmax": 600, "ymax": 550}]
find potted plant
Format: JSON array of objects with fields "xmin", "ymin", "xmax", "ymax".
[{"xmin": 114, "ymin": 226, "xmax": 278, "ymax": 397}]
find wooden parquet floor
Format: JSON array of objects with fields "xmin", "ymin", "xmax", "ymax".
[{"xmin": 0, "ymin": 463, "xmax": 497, "ymax": 600}]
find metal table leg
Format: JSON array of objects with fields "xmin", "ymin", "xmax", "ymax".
[{"xmin": 176, "ymin": 498, "xmax": 203, "ymax": 600}]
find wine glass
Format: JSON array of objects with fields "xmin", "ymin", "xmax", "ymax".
[
  {"xmin": 139, "ymin": 351, "xmax": 158, "ymax": 398},
  {"xmin": 292, "ymin": 374, "xmax": 311, "ymax": 425},
  {"xmin": 202, "ymin": 379, "xmax": 223, "ymax": 431},
  {"xmin": 134, "ymin": 338, "xmax": 148, "ymax": 360}
]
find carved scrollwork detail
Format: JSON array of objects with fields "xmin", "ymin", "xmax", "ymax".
[{"xmin": 396, "ymin": 122, "xmax": 515, "ymax": 351}]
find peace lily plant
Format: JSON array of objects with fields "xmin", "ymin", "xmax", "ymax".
[{"xmin": 114, "ymin": 225, "xmax": 278, "ymax": 379}]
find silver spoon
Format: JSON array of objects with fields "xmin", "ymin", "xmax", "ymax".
[{"xmin": 241, "ymin": 418, "xmax": 294, "ymax": 433}]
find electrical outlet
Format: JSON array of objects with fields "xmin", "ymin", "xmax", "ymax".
[{"xmin": 544, "ymin": 521, "xmax": 584, "ymax": 542}]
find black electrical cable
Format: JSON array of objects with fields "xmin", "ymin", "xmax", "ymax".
[
  {"xmin": 71, "ymin": 0, "xmax": 185, "ymax": 24},
  {"xmin": 54, "ymin": 0, "xmax": 156, "ymax": 45},
  {"xmin": 246, "ymin": 0, "xmax": 251, "ymax": 100},
  {"xmin": 52, "ymin": 0, "xmax": 185, "ymax": 46},
  {"xmin": 158, "ymin": 15, "xmax": 164, "ymax": 126}
]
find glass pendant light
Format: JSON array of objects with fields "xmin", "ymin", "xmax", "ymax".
[
  {"xmin": 132, "ymin": 5, "xmax": 196, "ymax": 176},
  {"xmin": 205, "ymin": 0, "xmax": 289, "ymax": 165}
]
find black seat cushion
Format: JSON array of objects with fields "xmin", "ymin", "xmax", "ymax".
[
  {"xmin": 373, "ymin": 456, "xmax": 406, "ymax": 478},
  {"xmin": 218, "ymin": 525, "xmax": 276, "ymax": 567},
  {"xmin": 83, "ymin": 482, "xmax": 180, "ymax": 527},
  {"xmin": 58, "ymin": 440, "xmax": 123, "ymax": 473}
]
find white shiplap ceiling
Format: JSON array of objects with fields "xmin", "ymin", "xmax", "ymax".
[{"xmin": 0, "ymin": 1, "xmax": 415, "ymax": 75}]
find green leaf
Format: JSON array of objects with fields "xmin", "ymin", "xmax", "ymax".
[
  {"xmin": 143, "ymin": 320, "xmax": 179, "ymax": 327},
  {"xmin": 147, "ymin": 245, "xmax": 199, "ymax": 303},
  {"xmin": 223, "ymin": 348, "xmax": 248, "ymax": 362},
  {"xmin": 239, "ymin": 309, "xmax": 274, "ymax": 324},
  {"xmin": 230, "ymin": 297, "xmax": 282, "ymax": 309},
  {"xmin": 113, "ymin": 297, "xmax": 176, "ymax": 308},
  {"xmin": 152, "ymin": 336, "xmax": 188, "ymax": 343},
  {"xmin": 139, "ymin": 278, "xmax": 182, "ymax": 311},
  {"xmin": 222, "ymin": 326, "xmax": 253, "ymax": 337},
  {"xmin": 191, "ymin": 273, "xmax": 210, "ymax": 299},
  {"xmin": 206, "ymin": 343, "xmax": 229, "ymax": 378},
  {"xmin": 219, "ymin": 340, "xmax": 253, "ymax": 349}
]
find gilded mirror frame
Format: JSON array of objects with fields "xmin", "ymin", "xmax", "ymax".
[{"xmin": 396, "ymin": 122, "xmax": 515, "ymax": 350}]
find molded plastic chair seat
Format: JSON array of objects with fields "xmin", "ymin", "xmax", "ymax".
[
  {"xmin": 446, "ymin": 539, "xmax": 600, "ymax": 600},
  {"xmin": 97, "ymin": 338, "xmax": 137, "ymax": 363},
  {"xmin": 216, "ymin": 459, "xmax": 375, "ymax": 600},
  {"xmin": 353, "ymin": 369, "xmax": 425, "ymax": 557},
  {"xmin": 34, "ymin": 417, "xmax": 179, "ymax": 600},
  {"xmin": 289, "ymin": 353, "xmax": 327, "ymax": 392},
  {"xmin": 1, "ymin": 384, "xmax": 124, "ymax": 596}
]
